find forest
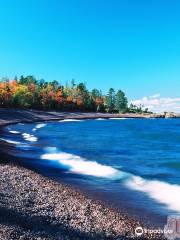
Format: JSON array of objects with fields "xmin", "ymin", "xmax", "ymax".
[{"xmin": 0, "ymin": 75, "xmax": 149, "ymax": 113}]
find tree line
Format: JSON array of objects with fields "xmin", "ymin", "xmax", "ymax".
[{"xmin": 0, "ymin": 75, "xmax": 149, "ymax": 113}]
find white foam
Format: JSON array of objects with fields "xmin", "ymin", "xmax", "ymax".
[
  {"xmin": 33, "ymin": 123, "xmax": 47, "ymax": 131},
  {"xmin": 9, "ymin": 130, "xmax": 20, "ymax": 134},
  {"xmin": 109, "ymin": 117, "xmax": 128, "ymax": 120},
  {"xmin": 41, "ymin": 152, "xmax": 119, "ymax": 178},
  {"xmin": 22, "ymin": 133, "xmax": 38, "ymax": 142},
  {"xmin": 59, "ymin": 119, "xmax": 84, "ymax": 122},
  {"xmin": 96, "ymin": 118, "xmax": 106, "ymax": 121},
  {"xmin": 0, "ymin": 138, "xmax": 21, "ymax": 145},
  {"xmin": 125, "ymin": 176, "xmax": 180, "ymax": 212},
  {"xmin": 40, "ymin": 150, "xmax": 180, "ymax": 212},
  {"xmin": 36, "ymin": 123, "xmax": 46, "ymax": 129}
]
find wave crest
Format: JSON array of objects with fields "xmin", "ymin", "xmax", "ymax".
[
  {"xmin": 41, "ymin": 152, "xmax": 119, "ymax": 178},
  {"xmin": 41, "ymin": 150, "xmax": 180, "ymax": 212},
  {"xmin": 125, "ymin": 176, "xmax": 180, "ymax": 212},
  {"xmin": 59, "ymin": 119, "xmax": 84, "ymax": 122},
  {"xmin": 22, "ymin": 133, "xmax": 38, "ymax": 142}
]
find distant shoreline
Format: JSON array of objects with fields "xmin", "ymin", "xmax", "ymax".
[
  {"xmin": 0, "ymin": 108, "xmax": 169, "ymax": 239},
  {"xmin": 0, "ymin": 108, "xmax": 179, "ymax": 129},
  {"xmin": 0, "ymin": 108, "xmax": 147, "ymax": 128}
]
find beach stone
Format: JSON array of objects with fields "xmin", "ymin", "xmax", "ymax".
[{"xmin": 0, "ymin": 163, "xmax": 166, "ymax": 239}]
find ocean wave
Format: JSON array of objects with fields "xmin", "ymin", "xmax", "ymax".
[
  {"xmin": 59, "ymin": 119, "xmax": 84, "ymax": 122},
  {"xmin": 33, "ymin": 123, "xmax": 47, "ymax": 131},
  {"xmin": 41, "ymin": 150, "xmax": 180, "ymax": 212},
  {"xmin": 109, "ymin": 117, "xmax": 129, "ymax": 120},
  {"xmin": 9, "ymin": 130, "xmax": 20, "ymax": 134},
  {"xmin": 0, "ymin": 138, "xmax": 21, "ymax": 145},
  {"xmin": 22, "ymin": 133, "xmax": 38, "ymax": 142},
  {"xmin": 96, "ymin": 118, "xmax": 106, "ymax": 121},
  {"xmin": 125, "ymin": 176, "xmax": 180, "ymax": 212},
  {"xmin": 41, "ymin": 152, "xmax": 120, "ymax": 178},
  {"xmin": 36, "ymin": 123, "xmax": 47, "ymax": 129}
]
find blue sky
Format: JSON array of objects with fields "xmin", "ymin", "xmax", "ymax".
[{"xmin": 0, "ymin": 0, "xmax": 180, "ymax": 111}]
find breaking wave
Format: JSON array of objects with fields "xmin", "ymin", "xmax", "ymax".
[
  {"xmin": 9, "ymin": 130, "xmax": 20, "ymax": 134},
  {"xmin": 96, "ymin": 118, "xmax": 106, "ymax": 121},
  {"xmin": 41, "ymin": 152, "xmax": 120, "ymax": 178},
  {"xmin": 0, "ymin": 138, "xmax": 21, "ymax": 145},
  {"xmin": 125, "ymin": 176, "xmax": 180, "ymax": 213},
  {"xmin": 59, "ymin": 119, "xmax": 84, "ymax": 122},
  {"xmin": 41, "ymin": 151, "xmax": 180, "ymax": 212},
  {"xmin": 33, "ymin": 123, "xmax": 47, "ymax": 131},
  {"xmin": 22, "ymin": 133, "xmax": 38, "ymax": 142}
]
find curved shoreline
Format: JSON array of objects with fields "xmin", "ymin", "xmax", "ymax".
[
  {"xmin": 0, "ymin": 109, "xmax": 166, "ymax": 239},
  {"xmin": 0, "ymin": 108, "xmax": 179, "ymax": 129},
  {"xmin": 0, "ymin": 108, "xmax": 155, "ymax": 128}
]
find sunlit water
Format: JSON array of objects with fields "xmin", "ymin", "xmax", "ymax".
[{"xmin": 1, "ymin": 118, "xmax": 180, "ymax": 226}]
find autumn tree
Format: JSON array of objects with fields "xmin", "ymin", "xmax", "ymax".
[{"xmin": 0, "ymin": 75, "xmax": 130, "ymax": 113}]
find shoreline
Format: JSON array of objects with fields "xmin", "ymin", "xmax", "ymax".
[
  {"xmin": 0, "ymin": 108, "xmax": 179, "ymax": 128},
  {"xmin": 0, "ymin": 109, "xmax": 166, "ymax": 239},
  {"xmin": 0, "ymin": 109, "xmax": 145, "ymax": 128}
]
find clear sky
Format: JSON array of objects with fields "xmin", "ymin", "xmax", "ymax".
[{"xmin": 0, "ymin": 0, "xmax": 180, "ymax": 111}]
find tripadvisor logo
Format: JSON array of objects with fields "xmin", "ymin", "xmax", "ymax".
[
  {"xmin": 134, "ymin": 215, "xmax": 180, "ymax": 239},
  {"xmin": 135, "ymin": 226, "xmax": 144, "ymax": 237}
]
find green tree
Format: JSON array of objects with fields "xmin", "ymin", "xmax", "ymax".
[
  {"xmin": 71, "ymin": 78, "xmax": 76, "ymax": 88},
  {"xmin": 77, "ymin": 82, "xmax": 86, "ymax": 93},
  {"xmin": 91, "ymin": 89, "xmax": 101, "ymax": 99},
  {"xmin": 115, "ymin": 90, "xmax": 128, "ymax": 113},
  {"xmin": 12, "ymin": 85, "xmax": 33, "ymax": 108},
  {"xmin": 19, "ymin": 75, "xmax": 37, "ymax": 85},
  {"xmin": 129, "ymin": 103, "xmax": 136, "ymax": 113},
  {"xmin": 105, "ymin": 88, "xmax": 115, "ymax": 112},
  {"xmin": 38, "ymin": 79, "xmax": 48, "ymax": 88},
  {"xmin": 50, "ymin": 80, "xmax": 59, "ymax": 91},
  {"xmin": 91, "ymin": 89, "xmax": 104, "ymax": 112}
]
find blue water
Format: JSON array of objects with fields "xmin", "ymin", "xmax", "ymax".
[{"xmin": 1, "ymin": 118, "xmax": 180, "ymax": 226}]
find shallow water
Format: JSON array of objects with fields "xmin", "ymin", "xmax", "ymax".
[{"xmin": 1, "ymin": 118, "xmax": 180, "ymax": 226}]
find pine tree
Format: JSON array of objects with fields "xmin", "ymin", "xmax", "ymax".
[
  {"xmin": 105, "ymin": 88, "xmax": 115, "ymax": 112},
  {"xmin": 115, "ymin": 90, "xmax": 128, "ymax": 113}
]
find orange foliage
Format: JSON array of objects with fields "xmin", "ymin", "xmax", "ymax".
[
  {"xmin": 76, "ymin": 97, "xmax": 83, "ymax": 106},
  {"xmin": 67, "ymin": 96, "xmax": 73, "ymax": 102},
  {"xmin": 95, "ymin": 97, "xmax": 104, "ymax": 105},
  {"xmin": 9, "ymin": 80, "xmax": 17, "ymax": 87},
  {"xmin": 56, "ymin": 90, "xmax": 63, "ymax": 103}
]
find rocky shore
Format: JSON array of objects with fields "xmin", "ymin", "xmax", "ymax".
[
  {"xmin": 0, "ymin": 108, "xmax": 168, "ymax": 239},
  {"xmin": 0, "ymin": 163, "xmax": 138, "ymax": 240},
  {"xmin": 0, "ymin": 108, "xmax": 179, "ymax": 127}
]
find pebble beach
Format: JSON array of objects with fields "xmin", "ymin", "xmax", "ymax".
[{"xmin": 0, "ymin": 109, "xmax": 166, "ymax": 239}]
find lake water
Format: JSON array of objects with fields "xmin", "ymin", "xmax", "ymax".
[{"xmin": 1, "ymin": 118, "xmax": 180, "ymax": 227}]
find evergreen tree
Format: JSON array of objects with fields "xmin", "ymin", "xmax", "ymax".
[
  {"xmin": 91, "ymin": 89, "xmax": 101, "ymax": 100},
  {"xmin": 115, "ymin": 90, "xmax": 128, "ymax": 113},
  {"xmin": 105, "ymin": 88, "xmax": 115, "ymax": 112}
]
